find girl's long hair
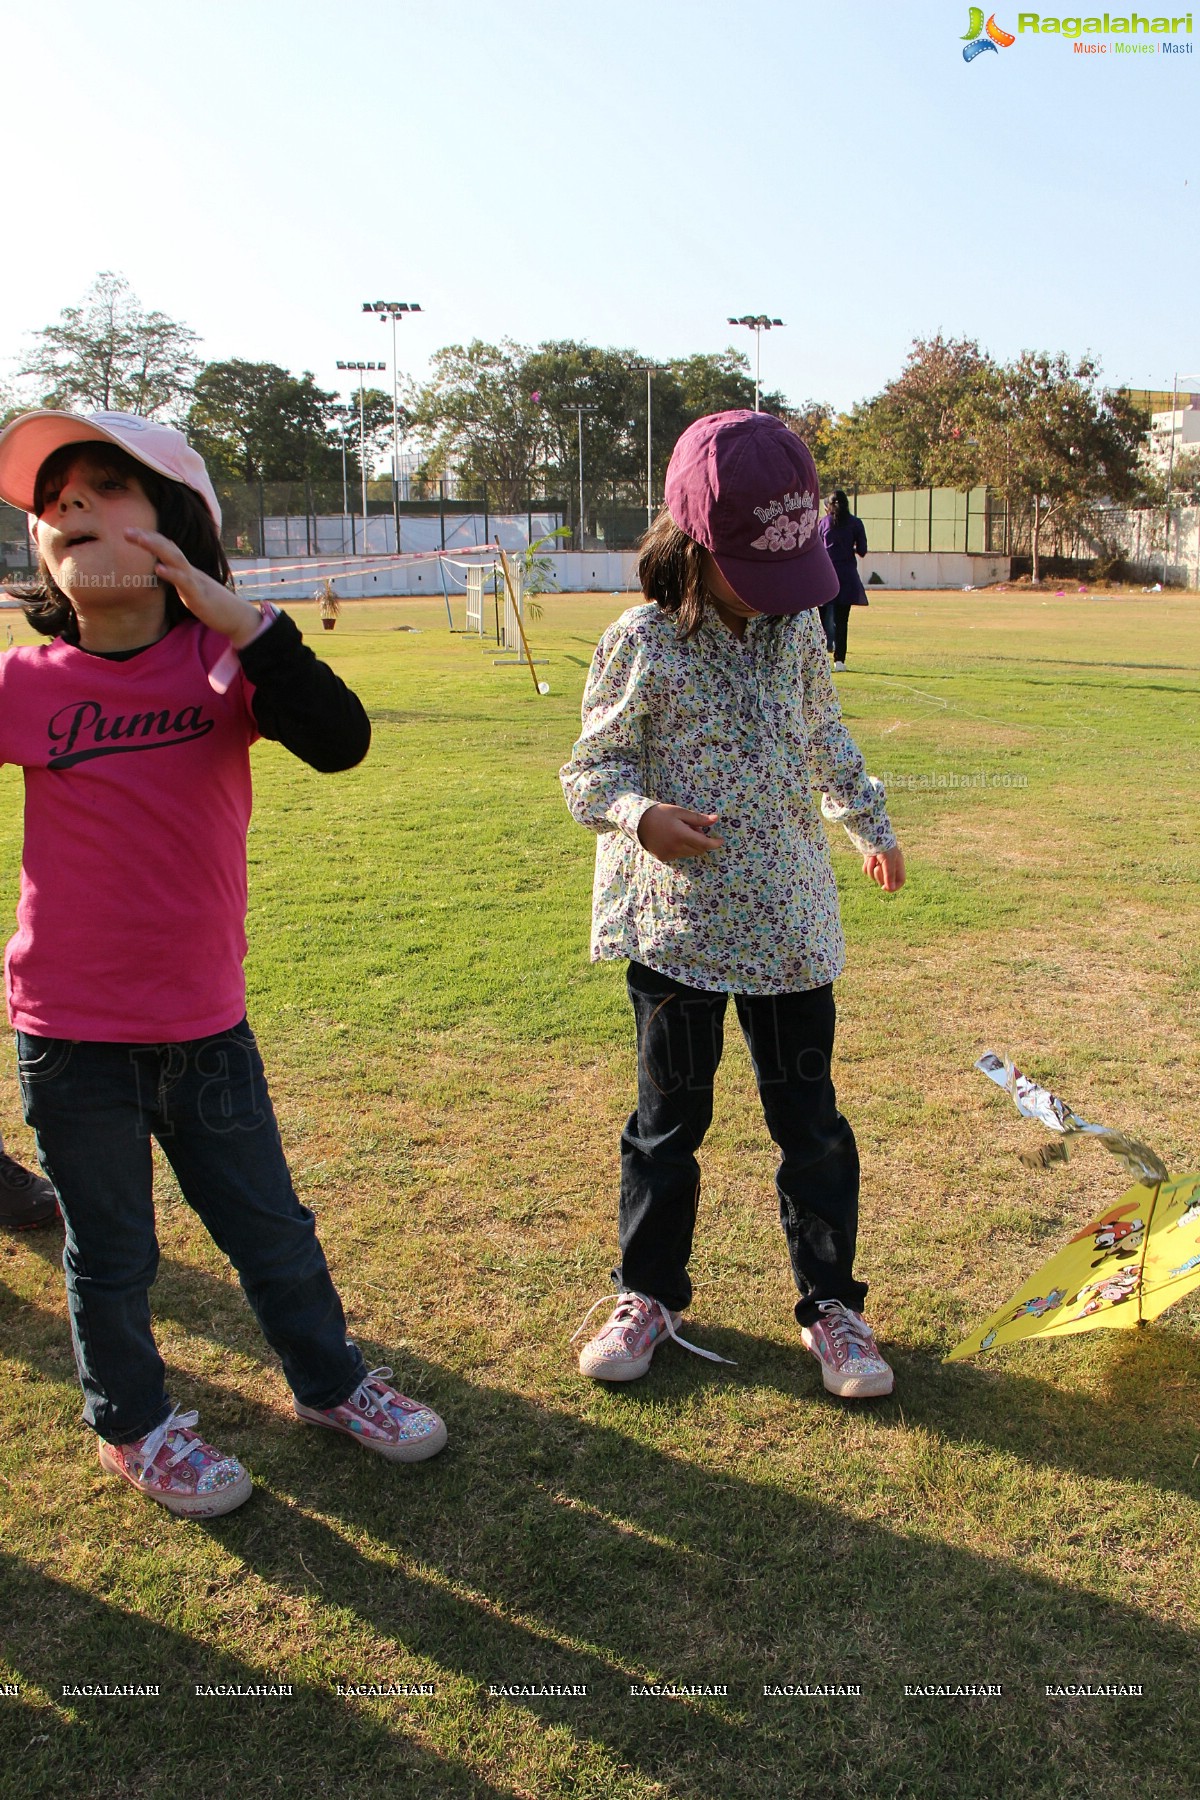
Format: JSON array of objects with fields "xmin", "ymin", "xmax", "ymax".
[
  {"xmin": 15, "ymin": 442, "xmax": 233, "ymax": 641},
  {"xmin": 828, "ymin": 488, "xmax": 850, "ymax": 527},
  {"xmin": 637, "ymin": 508, "xmax": 709, "ymax": 640}
]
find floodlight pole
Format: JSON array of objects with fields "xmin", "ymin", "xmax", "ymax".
[
  {"xmin": 727, "ymin": 314, "xmax": 785, "ymax": 411},
  {"xmin": 633, "ymin": 365, "xmax": 661, "ymax": 529},
  {"xmin": 1163, "ymin": 371, "xmax": 1179, "ymax": 586},
  {"xmin": 358, "ymin": 375, "xmax": 367, "ymax": 525},
  {"xmin": 575, "ymin": 403, "xmax": 599, "ymax": 550},
  {"xmin": 363, "ymin": 301, "xmax": 423, "ymax": 545},
  {"xmin": 338, "ymin": 358, "xmax": 385, "ymax": 544}
]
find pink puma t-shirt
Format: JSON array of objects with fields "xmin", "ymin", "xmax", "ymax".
[{"xmin": 0, "ymin": 622, "xmax": 258, "ymax": 1042}]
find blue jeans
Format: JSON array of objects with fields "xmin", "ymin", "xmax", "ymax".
[
  {"xmin": 820, "ymin": 600, "xmax": 852, "ymax": 662},
  {"xmin": 17, "ymin": 1020, "xmax": 366, "ymax": 1444},
  {"xmin": 617, "ymin": 962, "xmax": 867, "ymax": 1324}
]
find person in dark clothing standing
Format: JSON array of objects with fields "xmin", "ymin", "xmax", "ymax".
[{"xmin": 818, "ymin": 490, "xmax": 867, "ymax": 671}]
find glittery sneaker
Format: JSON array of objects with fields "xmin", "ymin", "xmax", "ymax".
[
  {"xmin": 0, "ymin": 1151, "xmax": 59, "ymax": 1231},
  {"xmin": 800, "ymin": 1300, "xmax": 894, "ymax": 1398},
  {"xmin": 97, "ymin": 1407, "xmax": 252, "ymax": 1517},
  {"xmin": 293, "ymin": 1367, "xmax": 447, "ymax": 1462},
  {"xmin": 571, "ymin": 1290, "xmax": 736, "ymax": 1381}
]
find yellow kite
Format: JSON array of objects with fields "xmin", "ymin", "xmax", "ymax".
[{"xmin": 946, "ymin": 1054, "xmax": 1200, "ymax": 1360}]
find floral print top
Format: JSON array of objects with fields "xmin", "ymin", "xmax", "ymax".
[{"xmin": 559, "ymin": 600, "xmax": 896, "ymax": 995}]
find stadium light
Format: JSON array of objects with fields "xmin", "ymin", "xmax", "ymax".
[
  {"xmin": 362, "ymin": 301, "xmax": 423, "ymax": 524},
  {"xmin": 727, "ymin": 314, "xmax": 785, "ymax": 411},
  {"xmin": 632, "ymin": 365, "xmax": 664, "ymax": 530},
  {"xmin": 336, "ymin": 359, "xmax": 386, "ymax": 530}
]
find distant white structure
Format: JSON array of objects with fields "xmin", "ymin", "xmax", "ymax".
[{"xmin": 1148, "ymin": 398, "xmax": 1200, "ymax": 471}]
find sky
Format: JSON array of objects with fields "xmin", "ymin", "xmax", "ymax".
[{"xmin": 2, "ymin": 0, "xmax": 1196, "ymax": 416}]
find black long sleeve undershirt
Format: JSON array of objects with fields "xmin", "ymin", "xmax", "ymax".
[{"xmin": 238, "ymin": 611, "xmax": 371, "ymax": 771}]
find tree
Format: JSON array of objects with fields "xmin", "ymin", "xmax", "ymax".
[
  {"xmin": 408, "ymin": 339, "xmax": 768, "ymax": 514},
  {"xmin": 408, "ymin": 340, "xmax": 544, "ymax": 507},
  {"xmin": 188, "ymin": 360, "xmax": 345, "ymax": 484},
  {"xmin": 823, "ymin": 335, "xmax": 996, "ymax": 492},
  {"xmin": 780, "ymin": 399, "xmax": 839, "ymax": 486},
  {"xmin": 664, "ymin": 348, "xmax": 765, "ymax": 422},
  {"xmin": 20, "ymin": 272, "xmax": 201, "ymax": 418},
  {"xmin": 1166, "ymin": 446, "xmax": 1200, "ymax": 506},
  {"xmin": 974, "ymin": 352, "xmax": 1146, "ymax": 581},
  {"xmin": 0, "ymin": 379, "xmax": 24, "ymax": 432},
  {"xmin": 354, "ymin": 387, "xmax": 402, "ymax": 476}
]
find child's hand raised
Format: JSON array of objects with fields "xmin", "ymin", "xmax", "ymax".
[
  {"xmin": 862, "ymin": 844, "xmax": 906, "ymax": 893},
  {"xmin": 124, "ymin": 528, "xmax": 264, "ymax": 648},
  {"xmin": 638, "ymin": 805, "xmax": 724, "ymax": 863}
]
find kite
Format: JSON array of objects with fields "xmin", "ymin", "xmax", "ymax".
[{"xmin": 946, "ymin": 1054, "xmax": 1199, "ymax": 1360}]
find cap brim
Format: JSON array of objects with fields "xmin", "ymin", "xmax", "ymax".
[
  {"xmin": 0, "ymin": 412, "xmax": 139, "ymax": 514},
  {"xmin": 712, "ymin": 538, "xmax": 840, "ymax": 615}
]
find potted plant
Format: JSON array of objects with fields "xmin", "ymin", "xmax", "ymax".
[{"xmin": 317, "ymin": 580, "xmax": 340, "ymax": 631}]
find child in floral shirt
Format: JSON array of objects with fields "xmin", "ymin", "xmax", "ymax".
[{"xmin": 561, "ymin": 411, "xmax": 904, "ymax": 1399}]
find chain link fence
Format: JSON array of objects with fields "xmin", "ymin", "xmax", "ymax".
[{"xmin": 5, "ymin": 483, "xmax": 1195, "ymax": 585}]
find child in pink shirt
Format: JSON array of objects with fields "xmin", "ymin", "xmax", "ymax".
[{"xmin": 0, "ymin": 409, "xmax": 446, "ymax": 1515}]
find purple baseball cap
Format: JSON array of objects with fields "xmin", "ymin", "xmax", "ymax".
[{"xmin": 664, "ymin": 409, "xmax": 838, "ymax": 614}]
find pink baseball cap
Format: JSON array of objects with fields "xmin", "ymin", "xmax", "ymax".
[
  {"xmin": 0, "ymin": 409, "xmax": 222, "ymax": 531},
  {"xmin": 664, "ymin": 409, "xmax": 837, "ymax": 614}
]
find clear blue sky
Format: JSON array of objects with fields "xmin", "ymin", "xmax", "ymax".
[{"xmin": 3, "ymin": 0, "xmax": 1195, "ymax": 414}]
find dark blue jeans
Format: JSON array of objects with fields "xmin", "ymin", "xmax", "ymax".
[
  {"xmin": 820, "ymin": 600, "xmax": 852, "ymax": 662},
  {"xmin": 617, "ymin": 962, "xmax": 867, "ymax": 1325},
  {"xmin": 17, "ymin": 1020, "xmax": 366, "ymax": 1445}
]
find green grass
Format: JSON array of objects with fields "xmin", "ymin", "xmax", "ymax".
[{"xmin": 1, "ymin": 590, "xmax": 1199, "ymax": 1798}]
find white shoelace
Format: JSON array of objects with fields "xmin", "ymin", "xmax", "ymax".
[
  {"xmin": 815, "ymin": 1300, "xmax": 880, "ymax": 1360},
  {"xmin": 348, "ymin": 1366, "xmax": 403, "ymax": 1411},
  {"xmin": 133, "ymin": 1405, "xmax": 204, "ymax": 1477},
  {"xmin": 571, "ymin": 1291, "xmax": 736, "ymax": 1366}
]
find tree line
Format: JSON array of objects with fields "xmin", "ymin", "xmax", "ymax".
[{"xmin": 5, "ymin": 272, "xmax": 1196, "ymax": 579}]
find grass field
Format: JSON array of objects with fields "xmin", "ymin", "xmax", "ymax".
[{"xmin": 1, "ymin": 588, "xmax": 1198, "ymax": 1799}]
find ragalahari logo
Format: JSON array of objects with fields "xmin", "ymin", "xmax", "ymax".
[{"xmin": 962, "ymin": 7, "xmax": 1016, "ymax": 57}]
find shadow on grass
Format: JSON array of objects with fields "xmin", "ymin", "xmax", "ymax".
[
  {"xmin": 0, "ymin": 1553, "xmax": 520, "ymax": 1800},
  {"xmin": 236, "ymin": 1348, "xmax": 1194, "ymax": 1799},
  {"xmin": 4, "ymin": 1274, "xmax": 1197, "ymax": 1797},
  {"xmin": 6, "ymin": 1251, "xmax": 1198, "ymax": 1507}
]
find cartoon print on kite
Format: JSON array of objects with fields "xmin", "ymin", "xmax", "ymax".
[
  {"xmin": 1089, "ymin": 1218, "xmax": 1145, "ymax": 1267},
  {"xmin": 1009, "ymin": 1288, "xmax": 1067, "ymax": 1322},
  {"xmin": 1066, "ymin": 1201, "xmax": 1146, "ymax": 1266},
  {"xmin": 1068, "ymin": 1265, "xmax": 1140, "ymax": 1321},
  {"xmin": 1175, "ymin": 1198, "xmax": 1200, "ymax": 1233}
]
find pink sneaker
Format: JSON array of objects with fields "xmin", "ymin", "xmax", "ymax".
[
  {"xmin": 801, "ymin": 1300, "xmax": 894, "ymax": 1398},
  {"xmin": 572, "ymin": 1290, "xmax": 736, "ymax": 1381},
  {"xmin": 97, "ymin": 1407, "xmax": 252, "ymax": 1517},
  {"xmin": 294, "ymin": 1367, "xmax": 447, "ymax": 1463}
]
